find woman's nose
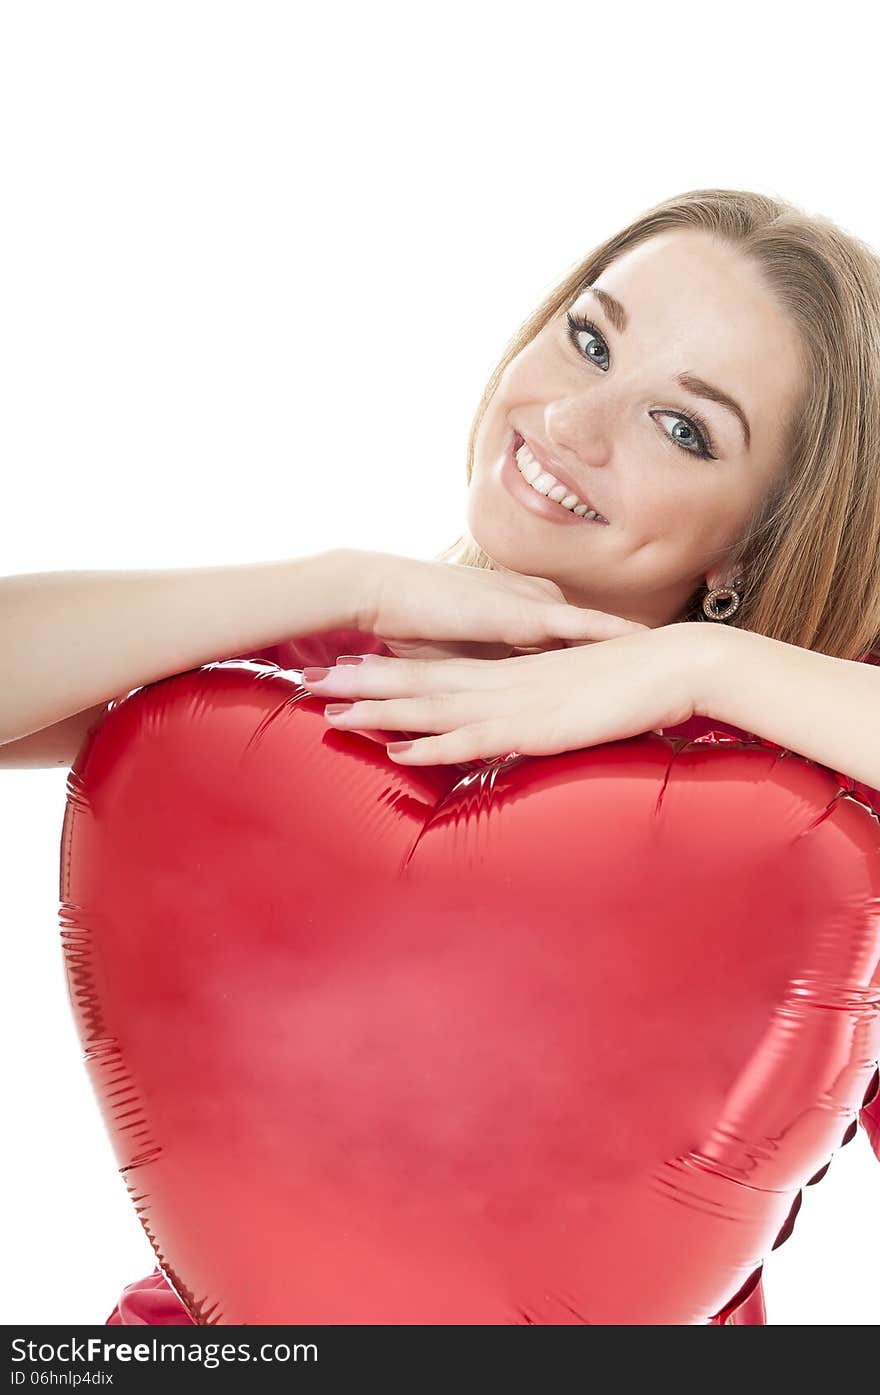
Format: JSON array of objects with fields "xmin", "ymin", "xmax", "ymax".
[{"xmin": 544, "ymin": 403, "xmax": 614, "ymax": 469}]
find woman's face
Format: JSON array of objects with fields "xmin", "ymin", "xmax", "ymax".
[{"xmin": 467, "ymin": 228, "xmax": 807, "ymax": 627}]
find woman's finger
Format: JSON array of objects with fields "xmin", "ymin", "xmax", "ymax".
[
  {"xmin": 384, "ymin": 721, "xmax": 517, "ymax": 766},
  {"xmin": 324, "ymin": 692, "xmax": 493, "ymax": 733},
  {"xmin": 543, "ymin": 605, "xmax": 648, "ymax": 643},
  {"xmin": 494, "ymin": 602, "xmax": 647, "ymax": 648},
  {"xmin": 510, "ymin": 639, "xmax": 571, "ymax": 655},
  {"xmin": 303, "ymin": 653, "xmax": 512, "ymax": 697}
]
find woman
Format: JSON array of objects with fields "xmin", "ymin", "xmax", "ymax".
[
  {"xmin": 106, "ymin": 187, "xmax": 880, "ymax": 1324},
  {"xmin": 4, "ymin": 188, "xmax": 879, "ymax": 1323}
]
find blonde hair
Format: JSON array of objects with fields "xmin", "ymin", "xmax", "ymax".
[{"xmin": 435, "ymin": 188, "xmax": 880, "ymax": 662}]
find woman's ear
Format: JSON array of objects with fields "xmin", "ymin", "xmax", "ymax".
[{"xmin": 705, "ymin": 570, "xmax": 745, "ymax": 593}]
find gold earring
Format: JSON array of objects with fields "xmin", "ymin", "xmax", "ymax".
[{"xmin": 702, "ymin": 575, "xmax": 745, "ymax": 622}]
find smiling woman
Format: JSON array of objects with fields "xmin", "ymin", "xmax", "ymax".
[
  {"xmin": 439, "ymin": 187, "xmax": 880, "ymax": 664},
  {"xmin": 39, "ymin": 188, "xmax": 880, "ymax": 1328}
]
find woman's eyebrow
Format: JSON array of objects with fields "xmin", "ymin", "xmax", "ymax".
[
  {"xmin": 585, "ymin": 285, "xmax": 629, "ymax": 334},
  {"xmin": 582, "ymin": 286, "xmax": 752, "ymax": 450},
  {"xmin": 677, "ymin": 373, "xmax": 751, "ymax": 450}
]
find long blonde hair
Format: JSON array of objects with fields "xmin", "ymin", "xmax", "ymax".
[{"xmin": 435, "ymin": 188, "xmax": 880, "ymax": 662}]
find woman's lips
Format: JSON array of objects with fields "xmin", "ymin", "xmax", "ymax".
[
  {"xmin": 499, "ymin": 432, "xmax": 608, "ymax": 529},
  {"xmin": 515, "ymin": 431, "xmax": 607, "ymax": 521}
]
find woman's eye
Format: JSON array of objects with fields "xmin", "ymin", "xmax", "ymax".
[
  {"xmin": 565, "ymin": 312, "xmax": 609, "ymax": 369},
  {"xmin": 652, "ymin": 413, "xmax": 713, "ymax": 458},
  {"xmin": 563, "ymin": 309, "xmax": 717, "ymax": 461}
]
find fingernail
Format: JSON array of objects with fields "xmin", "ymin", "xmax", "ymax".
[
  {"xmin": 336, "ymin": 655, "xmax": 365, "ymax": 665},
  {"xmin": 387, "ymin": 741, "xmax": 412, "ymax": 753},
  {"xmin": 325, "ymin": 703, "xmax": 353, "ymax": 716},
  {"xmin": 302, "ymin": 667, "xmax": 330, "ymax": 682}
]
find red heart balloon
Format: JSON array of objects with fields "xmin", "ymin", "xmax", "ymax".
[{"xmin": 60, "ymin": 662, "xmax": 880, "ymax": 1325}]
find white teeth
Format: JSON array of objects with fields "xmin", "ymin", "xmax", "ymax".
[
  {"xmin": 517, "ymin": 451, "xmax": 542, "ymax": 484},
  {"xmin": 531, "ymin": 472, "xmax": 556, "ymax": 496},
  {"xmin": 514, "ymin": 438, "xmax": 607, "ymax": 522}
]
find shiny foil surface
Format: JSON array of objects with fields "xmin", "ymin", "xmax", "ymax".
[{"xmin": 59, "ymin": 660, "xmax": 880, "ymax": 1324}]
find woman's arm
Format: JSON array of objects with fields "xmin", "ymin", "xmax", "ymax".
[
  {"xmin": 692, "ymin": 623, "xmax": 880, "ymax": 794},
  {"xmin": 0, "ymin": 703, "xmax": 110, "ymax": 769},
  {"xmin": 303, "ymin": 621, "xmax": 880, "ymax": 781},
  {"xmin": 0, "ymin": 549, "xmax": 358, "ymax": 747}
]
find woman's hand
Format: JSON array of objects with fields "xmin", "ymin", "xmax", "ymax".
[
  {"xmin": 343, "ymin": 548, "xmax": 648, "ymax": 663},
  {"xmin": 305, "ymin": 622, "xmax": 717, "ymax": 765}
]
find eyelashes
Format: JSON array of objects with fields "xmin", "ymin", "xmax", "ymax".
[{"xmin": 564, "ymin": 310, "xmax": 718, "ymax": 461}]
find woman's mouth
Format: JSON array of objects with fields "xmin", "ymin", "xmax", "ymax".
[{"xmin": 500, "ymin": 431, "xmax": 610, "ymax": 527}]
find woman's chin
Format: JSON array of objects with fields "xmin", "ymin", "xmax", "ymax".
[
  {"xmin": 466, "ymin": 489, "xmax": 554, "ymax": 573},
  {"xmin": 463, "ymin": 511, "xmax": 515, "ymax": 570}
]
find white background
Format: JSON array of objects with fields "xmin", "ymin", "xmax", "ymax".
[{"xmin": 2, "ymin": 1, "xmax": 879, "ymax": 1324}]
